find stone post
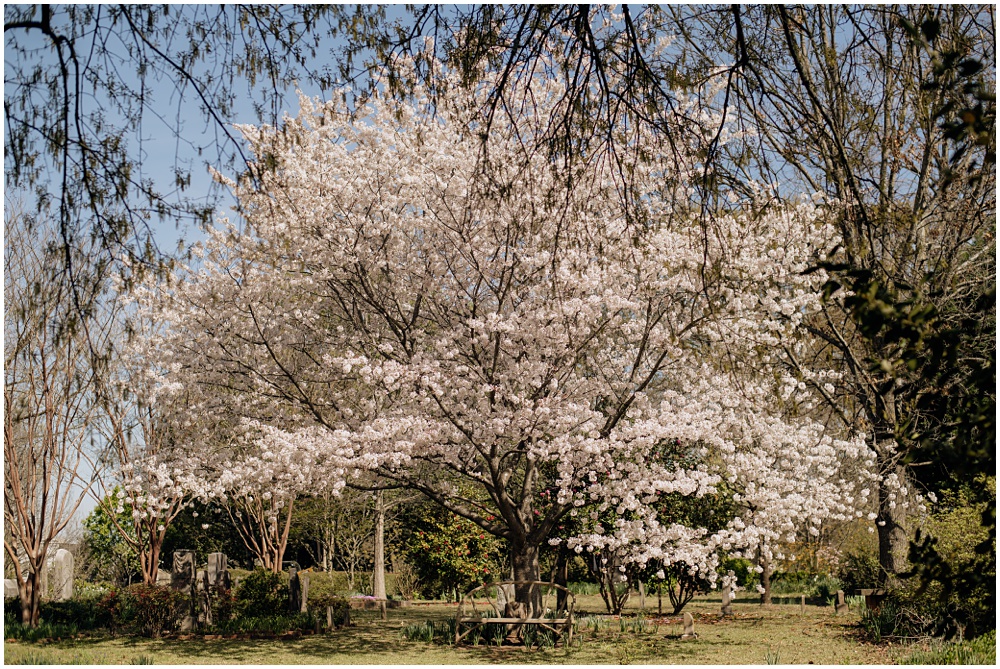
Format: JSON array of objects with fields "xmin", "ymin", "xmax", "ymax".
[
  {"xmin": 721, "ymin": 584, "xmax": 733, "ymax": 616},
  {"xmin": 680, "ymin": 612, "xmax": 697, "ymax": 640},
  {"xmin": 835, "ymin": 589, "xmax": 849, "ymax": 615}
]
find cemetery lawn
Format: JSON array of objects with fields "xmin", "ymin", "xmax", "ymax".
[{"xmin": 4, "ymin": 594, "xmax": 906, "ymax": 665}]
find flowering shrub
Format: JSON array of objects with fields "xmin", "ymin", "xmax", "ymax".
[
  {"xmin": 99, "ymin": 584, "xmax": 188, "ymax": 637},
  {"xmin": 211, "ymin": 586, "xmax": 236, "ymax": 626}
]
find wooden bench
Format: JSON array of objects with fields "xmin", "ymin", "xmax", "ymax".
[{"xmin": 454, "ymin": 581, "xmax": 576, "ymax": 646}]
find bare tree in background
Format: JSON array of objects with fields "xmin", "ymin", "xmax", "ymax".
[{"xmin": 3, "ymin": 202, "xmax": 108, "ymax": 626}]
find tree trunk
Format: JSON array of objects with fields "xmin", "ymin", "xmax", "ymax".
[
  {"xmin": 554, "ymin": 545, "xmax": 569, "ymax": 611},
  {"xmin": 142, "ymin": 539, "xmax": 163, "ymax": 586},
  {"xmin": 511, "ymin": 542, "xmax": 542, "ymax": 616},
  {"xmin": 760, "ymin": 553, "xmax": 772, "ymax": 605},
  {"xmin": 372, "ymin": 490, "xmax": 386, "ymax": 600},
  {"xmin": 877, "ymin": 458, "xmax": 910, "ymax": 586},
  {"xmin": 19, "ymin": 568, "xmax": 42, "ymax": 626}
]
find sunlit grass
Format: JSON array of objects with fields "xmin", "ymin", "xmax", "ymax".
[{"xmin": 3, "ymin": 593, "xmax": 896, "ymax": 665}]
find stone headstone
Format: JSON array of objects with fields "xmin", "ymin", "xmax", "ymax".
[
  {"xmin": 496, "ymin": 583, "xmax": 508, "ymax": 612},
  {"xmin": 198, "ymin": 570, "xmax": 213, "ymax": 627},
  {"xmin": 218, "ymin": 570, "xmax": 232, "ymax": 591},
  {"xmin": 721, "ymin": 584, "xmax": 733, "ymax": 616},
  {"xmin": 156, "ymin": 569, "xmax": 172, "ymax": 586},
  {"xmin": 51, "ymin": 549, "xmax": 74, "ymax": 601},
  {"xmin": 800, "ymin": 594, "xmax": 806, "ymax": 613},
  {"xmin": 171, "ymin": 550, "xmax": 197, "ymax": 593},
  {"xmin": 4, "ymin": 578, "xmax": 19, "ymax": 599},
  {"xmin": 835, "ymin": 589, "xmax": 848, "ymax": 615},
  {"xmin": 680, "ymin": 612, "xmax": 697, "ymax": 640},
  {"xmin": 289, "ymin": 569, "xmax": 301, "ymax": 613},
  {"xmin": 299, "ymin": 572, "xmax": 309, "ymax": 613},
  {"xmin": 207, "ymin": 553, "xmax": 227, "ymax": 586},
  {"xmin": 195, "ymin": 569, "xmax": 207, "ymax": 592}
]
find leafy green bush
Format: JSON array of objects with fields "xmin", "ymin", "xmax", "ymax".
[
  {"xmin": 900, "ymin": 629, "xmax": 996, "ymax": 665},
  {"xmin": 719, "ymin": 556, "xmax": 760, "ymax": 590},
  {"xmin": 4, "ymin": 595, "xmax": 107, "ymax": 633},
  {"xmin": 808, "ymin": 574, "xmax": 842, "ymax": 600},
  {"xmin": 307, "ymin": 591, "xmax": 350, "ymax": 627},
  {"xmin": 39, "ymin": 598, "xmax": 104, "ymax": 630},
  {"xmin": 771, "ymin": 571, "xmax": 812, "ymax": 595},
  {"xmin": 836, "ymin": 552, "xmax": 882, "ymax": 595},
  {"xmin": 233, "ymin": 568, "xmax": 286, "ymax": 618}
]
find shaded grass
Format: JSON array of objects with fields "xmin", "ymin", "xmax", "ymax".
[
  {"xmin": 3, "ymin": 593, "xmax": 896, "ymax": 665},
  {"xmin": 897, "ymin": 630, "xmax": 996, "ymax": 665}
]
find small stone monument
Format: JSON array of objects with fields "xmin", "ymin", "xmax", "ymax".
[
  {"xmin": 835, "ymin": 589, "xmax": 849, "ymax": 615},
  {"xmin": 171, "ymin": 550, "xmax": 197, "ymax": 592},
  {"xmin": 51, "ymin": 548, "xmax": 74, "ymax": 601},
  {"xmin": 680, "ymin": 611, "xmax": 697, "ymax": 640},
  {"xmin": 156, "ymin": 569, "xmax": 172, "ymax": 586},
  {"xmin": 496, "ymin": 583, "xmax": 509, "ymax": 613},
  {"xmin": 800, "ymin": 594, "xmax": 806, "ymax": 613},
  {"xmin": 289, "ymin": 565, "xmax": 301, "ymax": 613},
  {"xmin": 198, "ymin": 570, "xmax": 213, "ymax": 627},
  {"xmin": 172, "ymin": 549, "xmax": 197, "ymax": 631},
  {"xmin": 4, "ymin": 579, "xmax": 19, "ymax": 599},
  {"xmin": 721, "ymin": 584, "xmax": 733, "ymax": 616}
]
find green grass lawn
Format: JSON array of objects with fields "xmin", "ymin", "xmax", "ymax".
[{"xmin": 2, "ymin": 593, "xmax": 908, "ymax": 665}]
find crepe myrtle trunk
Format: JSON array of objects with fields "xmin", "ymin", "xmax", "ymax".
[{"xmin": 19, "ymin": 569, "xmax": 42, "ymax": 626}]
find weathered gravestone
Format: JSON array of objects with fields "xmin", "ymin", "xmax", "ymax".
[
  {"xmin": 4, "ymin": 579, "xmax": 18, "ymax": 599},
  {"xmin": 172, "ymin": 550, "xmax": 197, "ymax": 630},
  {"xmin": 800, "ymin": 594, "xmax": 806, "ymax": 613},
  {"xmin": 171, "ymin": 550, "xmax": 196, "ymax": 592},
  {"xmin": 207, "ymin": 552, "xmax": 227, "ymax": 586},
  {"xmin": 197, "ymin": 570, "xmax": 213, "ymax": 627},
  {"xmin": 497, "ymin": 585, "xmax": 514, "ymax": 616},
  {"xmin": 51, "ymin": 548, "xmax": 74, "ymax": 601},
  {"xmin": 721, "ymin": 584, "xmax": 733, "ymax": 616},
  {"xmin": 156, "ymin": 569, "xmax": 172, "ymax": 586},
  {"xmin": 299, "ymin": 572, "xmax": 309, "ymax": 613},
  {"xmin": 680, "ymin": 612, "xmax": 697, "ymax": 640},
  {"xmin": 288, "ymin": 565, "xmax": 302, "ymax": 613},
  {"xmin": 835, "ymin": 589, "xmax": 849, "ymax": 615}
]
